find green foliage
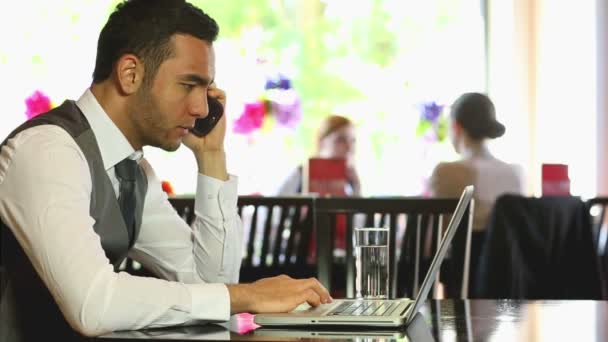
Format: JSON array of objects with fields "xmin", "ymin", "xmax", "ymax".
[
  {"xmin": 437, "ymin": 116, "xmax": 448, "ymax": 141},
  {"xmin": 358, "ymin": 0, "xmax": 399, "ymax": 67},
  {"xmin": 416, "ymin": 120, "xmax": 432, "ymax": 137},
  {"xmin": 193, "ymin": 0, "xmax": 383, "ymax": 156}
]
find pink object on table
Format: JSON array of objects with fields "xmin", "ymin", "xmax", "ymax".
[{"xmin": 231, "ymin": 313, "xmax": 260, "ymax": 334}]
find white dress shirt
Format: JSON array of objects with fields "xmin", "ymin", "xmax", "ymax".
[{"xmin": 0, "ymin": 89, "xmax": 243, "ymax": 336}]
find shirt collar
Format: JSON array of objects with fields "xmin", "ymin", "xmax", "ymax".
[{"xmin": 76, "ymin": 89, "xmax": 142, "ymax": 170}]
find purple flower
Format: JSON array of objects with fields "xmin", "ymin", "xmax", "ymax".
[
  {"xmin": 420, "ymin": 101, "xmax": 444, "ymax": 123},
  {"xmin": 25, "ymin": 90, "xmax": 53, "ymax": 120},
  {"xmin": 264, "ymin": 74, "xmax": 292, "ymax": 90},
  {"xmin": 264, "ymin": 79, "xmax": 278, "ymax": 90},
  {"xmin": 416, "ymin": 100, "xmax": 448, "ymax": 143},
  {"xmin": 233, "ymin": 101, "xmax": 266, "ymax": 134},
  {"xmin": 277, "ymin": 75, "xmax": 292, "ymax": 90},
  {"xmin": 270, "ymin": 90, "xmax": 302, "ymax": 128}
]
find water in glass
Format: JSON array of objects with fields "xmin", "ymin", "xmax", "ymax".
[{"xmin": 354, "ymin": 227, "xmax": 389, "ymax": 299}]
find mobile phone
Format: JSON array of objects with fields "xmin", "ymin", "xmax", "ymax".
[{"xmin": 190, "ymin": 96, "xmax": 224, "ymax": 137}]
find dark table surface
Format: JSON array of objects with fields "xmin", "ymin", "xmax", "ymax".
[{"xmin": 96, "ymin": 299, "xmax": 608, "ymax": 341}]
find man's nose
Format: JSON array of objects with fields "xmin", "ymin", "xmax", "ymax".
[{"xmin": 190, "ymin": 94, "xmax": 208, "ymax": 118}]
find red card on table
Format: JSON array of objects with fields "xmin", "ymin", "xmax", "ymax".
[
  {"xmin": 542, "ymin": 163, "xmax": 570, "ymax": 195},
  {"xmin": 303, "ymin": 158, "xmax": 347, "ymax": 196}
]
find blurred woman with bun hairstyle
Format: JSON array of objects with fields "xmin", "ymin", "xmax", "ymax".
[{"xmin": 429, "ymin": 92, "xmax": 526, "ymax": 282}]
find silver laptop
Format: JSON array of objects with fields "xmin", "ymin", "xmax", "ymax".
[
  {"xmin": 253, "ymin": 328, "xmax": 407, "ymax": 340},
  {"xmin": 254, "ymin": 185, "xmax": 474, "ymax": 328}
]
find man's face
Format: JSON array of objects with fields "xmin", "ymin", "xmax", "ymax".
[{"xmin": 129, "ymin": 34, "xmax": 215, "ymax": 151}]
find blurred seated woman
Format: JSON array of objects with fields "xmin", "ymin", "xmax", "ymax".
[
  {"xmin": 429, "ymin": 92, "xmax": 525, "ymax": 281},
  {"xmin": 277, "ymin": 115, "xmax": 360, "ymax": 261},
  {"xmin": 277, "ymin": 114, "xmax": 361, "ymax": 196}
]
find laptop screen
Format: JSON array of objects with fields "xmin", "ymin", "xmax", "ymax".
[{"xmin": 406, "ymin": 185, "xmax": 474, "ymax": 324}]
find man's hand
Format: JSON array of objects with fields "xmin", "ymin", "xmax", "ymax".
[
  {"xmin": 183, "ymin": 84, "xmax": 228, "ymax": 180},
  {"xmin": 226, "ymin": 275, "xmax": 333, "ymax": 314},
  {"xmin": 182, "ymin": 84, "xmax": 227, "ymax": 154}
]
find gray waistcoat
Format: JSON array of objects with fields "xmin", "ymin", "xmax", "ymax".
[{"xmin": 0, "ymin": 100, "xmax": 148, "ymax": 341}]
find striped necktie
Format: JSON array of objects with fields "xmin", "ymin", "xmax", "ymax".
[{"xmin": 115, "ymin": 158, "xmax": 138, "ymax": 248}]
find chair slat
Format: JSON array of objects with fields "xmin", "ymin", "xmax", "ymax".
[
  {"xmin": 244, "ymin": 205, "xmax": 259, "ymax": 267},
  {"xmin": 296, "ymin": 205, "xmax": 314, "ymax": 264},
  {"xmin": 259, "ymin": 205, "xmax": 275, "ymax": 267},
  {"xmin": 345, "ymin": 213, "xmax": 355, "ymax": 298},
  {"xmin": 272, "ymin": 205, "xmax": 290, "ymax": 265},
  {"xmin": 285, "ymin": 204, "xmax": 303, "ymax": 264},
  {"xmin": 586, "ymin": 197, "xmax": 608, "ymax": 299},
  {"xmin": 388, "ymin": 212, "xmax": 398, "ymax": 297}
]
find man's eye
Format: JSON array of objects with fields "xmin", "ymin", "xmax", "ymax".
[{"xmin": 182, "ymin": 83, "xmax": 195, "ymax": 90}]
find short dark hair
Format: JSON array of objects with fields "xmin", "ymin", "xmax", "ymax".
[
  {"xmin": 451, "ymin": 92, "xmax": 505, "ymax": 140},
  {"xmin": 92, "ymin": 0, "xmax": 219, "ymax": 85}
]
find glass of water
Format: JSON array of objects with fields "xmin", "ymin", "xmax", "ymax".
[{"xmin": 354, "ymin": 227, "xmax": 390, "ymax": 299}]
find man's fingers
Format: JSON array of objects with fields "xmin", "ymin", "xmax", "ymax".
[
  {"xmin": 244, "ymin": 275, "xmax": 333, "ymax": 314},
  {"xmin": 303, "ymin": 288, "xmax": 322, "ymax": 307},
  {"xmin": 306, "ymin": 278, "xmax": 333, "ymax": 304},
  {"xmin": 207, "ymin": 86, "xmax": 226, "ymax": 104}
]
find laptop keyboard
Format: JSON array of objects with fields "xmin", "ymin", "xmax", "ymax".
[{"xmin": 327, "ymin": 300, "xmax": 403, "ymax": 317}]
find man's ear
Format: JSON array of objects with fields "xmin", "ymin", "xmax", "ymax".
[{"xmin": 116, "ymin": 54, "xmax": 144, "ymax": 95}]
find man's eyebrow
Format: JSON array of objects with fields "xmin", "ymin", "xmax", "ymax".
[{"xmin": 179, "ymin": 74, "xmax": 212, "ymax": 86}]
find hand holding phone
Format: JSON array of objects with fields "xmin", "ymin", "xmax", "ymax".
[{"xmin": 190, "ymin": 95, "xmax": 224, "ymax": 137}]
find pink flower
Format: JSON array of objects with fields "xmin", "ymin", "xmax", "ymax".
[
  {"xmin": 233, "ymin": 101, "xmax": 266, "ymax": 134},
  {"xmin": 25, "ymin": 90, "xmax": 53, "ymax": 120}
]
